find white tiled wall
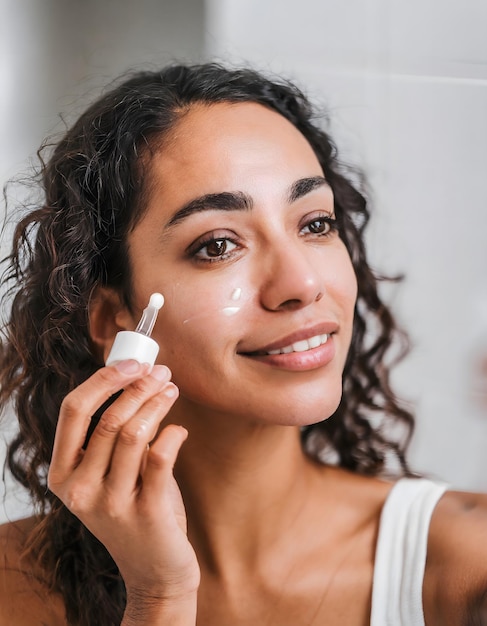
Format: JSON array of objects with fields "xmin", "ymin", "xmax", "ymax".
[
  {"xmin": 1, "ymin": 0, "xmax": 486, "ymax": 523},
  {"xmin": 205, "ymin": 0, "xmax": 487, "ymax": 489}
]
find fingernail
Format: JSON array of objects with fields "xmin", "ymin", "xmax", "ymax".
[
  {"xmin": 163, "ymin": 383, "xmax": 179, "ymax": 399},
  {"xmin": 150, "ymin": 365, "xmax": 171, "ymax": 382},
  {"xmin": 113, "ymin": 359, "xmax": 142, "ymax": 375},
  {"xmin": 178, "ymin": 425, "xmax": 188, "ymax": 439}
]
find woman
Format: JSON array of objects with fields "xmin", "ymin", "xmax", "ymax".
[{"xmin": 0, "ymin": 63, "xmax": 486, "ymax": 625}]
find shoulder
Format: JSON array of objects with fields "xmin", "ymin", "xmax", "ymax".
[
  {"xmin": 0, "ymin": 517, "xmax": 66, "ymax": 626},
  {"xmin": 424, "ymin": 488, "xmax": 487, "ymax": 625}
]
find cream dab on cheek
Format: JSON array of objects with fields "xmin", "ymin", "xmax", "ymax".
[
  {"xmin": 182, "ymin": 287, "xmax": 244, "ymax": 324},
  {"xmin": 221, "ymin": 287, "xmax": 242, "ymax": 316}
]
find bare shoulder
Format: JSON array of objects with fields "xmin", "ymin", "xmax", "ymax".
[
  {"xmin": 0, "ymin": 517, "xmax": 66, "ymax": 626},
  {"xmin": 424, "ymin": 488, "xmax": 487, "ymax": 625}
]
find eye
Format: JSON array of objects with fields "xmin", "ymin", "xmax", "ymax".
[
  {"xmin": 190, "ymin": 235, "xmax": 239, "ymax": 262},
  {"xmin": 202, "ymin": 238, "xmax": 236, "ymax": 258},
  {"xmin": 300, "ymin": 214, "xmax": 338, "ymax": 237}
]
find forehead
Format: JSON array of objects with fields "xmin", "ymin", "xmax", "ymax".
[
  {"xmin": 148, "ymin": 102, "xmax": 323, "ymax": 198},
  {"xmin": 167, "ymin": 101, "xmax": 308, "ymax": 148}
]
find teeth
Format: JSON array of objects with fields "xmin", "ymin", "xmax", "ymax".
[
  {"xmin": 308, "ymin": 335, "xmax": 322, "ymax": 349},
  {"xmin": 292, "ymin": 340, "xmax": 309, "ymax": 352},
  {"xmin": 266, "ymin": 333, "xmax": 329, "ymax": 355}
]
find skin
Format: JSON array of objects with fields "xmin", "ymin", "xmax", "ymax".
[
  {"xmin": 1, "ymin": 102, "xmax": 487, "ymax": 625},
  {"xmin": 120, "ymin": 101, "xmax": 357, "ymax": 429}
]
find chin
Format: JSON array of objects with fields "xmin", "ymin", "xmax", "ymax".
[
  {"xmin": 257, "ymin": 387, "xmax": 343, "ymax": 428},
  {"xmin": 174, "ymin": 375, "xmax": 344, "ymax": 428}
]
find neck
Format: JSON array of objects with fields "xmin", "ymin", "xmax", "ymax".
[{"xmin": 171, "ymin": 403, "xmax": 320, "ymax": 575}]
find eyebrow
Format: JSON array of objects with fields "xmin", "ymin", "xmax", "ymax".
[
  {"xmin": 288, "ymin": 175, "xmax": 328, "ymax": 203},
  {"xmin": 166, "ymin": 191, "xmax": 253, "ymax": 227},
  {"xmin": 165, "ymin": 175, "xmax": 329, "ymax": 228}
]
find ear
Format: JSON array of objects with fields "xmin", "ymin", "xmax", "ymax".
[{"xmin": 88, "ymin": 287, "xmax": 135, "ymax": 364}]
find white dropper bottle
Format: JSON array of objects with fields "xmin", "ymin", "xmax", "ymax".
[{"xmin": 105, "ymin": 292, "xmax": 164, "ymax": 367}]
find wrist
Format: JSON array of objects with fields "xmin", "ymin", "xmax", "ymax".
[{"xmin": 122, "ymin": 590, "xmax": 197, "ymax": 626}]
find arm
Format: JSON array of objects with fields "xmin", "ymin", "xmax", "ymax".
[
  {"xmin": 48, "ymin": 360, "xmax": 200, "ymax": 624},
  {"xmin": 467, "ymin": 588, "xmax": 487, "ymax": 626},
  {"xmin": 424, "ymin": 490, "xmax": 487, "ymax": 626},
  {"xmin": 0, "ymin": 519, "xmax": 66, "ymax": 625}
]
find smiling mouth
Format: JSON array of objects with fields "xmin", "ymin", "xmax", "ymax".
[{"xmin": 247, "ymin": 333, "xmax": 330, "ymax": 356}]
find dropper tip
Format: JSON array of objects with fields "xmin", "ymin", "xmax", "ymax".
[{"xmin": 149, "ymin": 292, "xmax": 165, "ymax": 310}]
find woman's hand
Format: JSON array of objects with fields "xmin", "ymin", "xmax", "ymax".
[{"xmin": 47, "ymin": 360, "xmax": 200, "ymax": 620}]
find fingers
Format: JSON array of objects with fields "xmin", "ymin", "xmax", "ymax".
[
  {"xmin": 104, "ymin": 382, "xmax": 180, "ymax": 496},
  {"xmin": 81, "ymin": 365, "xmax": 173, "ymax": 475},
  {"xmin": 49, "ymin": 360, "xmax": 161, "ymax": 487},
  {"xmin": 141, "ymin": 424, "xmax": 188, "ymax": 497}
]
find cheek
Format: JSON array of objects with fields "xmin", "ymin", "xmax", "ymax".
[
  {"xmin": 326, "ymin": 249, "xmax": 358, "ymax": 314},
  {"xmin": 150, "ymin": 278, "xmax": 253, "ymax": 365},
  {"xmin": 166, "ymin": 282, "xmax": 246, "ymax": 326}
]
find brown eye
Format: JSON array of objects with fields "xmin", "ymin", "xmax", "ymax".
[
  {"xmin": 206, "ymin": 239, "xmax": 228, "ymax": 257},
  {"xmin": 192, "ymin": 237, "xmax": 238, "ymax": 262},
  {"xmin": 307, "ymin": 219, "xmax": 330, "ymax": 234},
  {"xmin": 300, "ymin": 215, "xmax": 338, "ymax": 237}
]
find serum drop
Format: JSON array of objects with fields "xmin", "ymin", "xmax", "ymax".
[{"xmin": 106, "ymin": 293, "xmax": 164, "ymax": 367}]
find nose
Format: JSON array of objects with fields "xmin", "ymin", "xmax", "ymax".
[{"xmin": 259, "ymin": 244, "xmax": 324, "ymax": 312}]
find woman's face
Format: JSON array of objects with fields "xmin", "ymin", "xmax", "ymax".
[{"xmin": 121, "ymin": 102, "xmax": 357, "ymax": 426}]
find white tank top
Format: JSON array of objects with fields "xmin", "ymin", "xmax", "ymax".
[{"xmin": 370, "ymin": 478, "xmax": 447, "ymax": 625}]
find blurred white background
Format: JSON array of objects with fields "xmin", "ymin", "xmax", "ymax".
[{"xmin": 1, "ymin": 0, "xmax": 486, "ymax": 523}]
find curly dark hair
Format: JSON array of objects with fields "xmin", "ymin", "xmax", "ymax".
[{"xmin": 0, "ymin": 62, "xmax": 414, "ymax": 625}]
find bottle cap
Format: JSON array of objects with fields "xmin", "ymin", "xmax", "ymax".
[
  {"xmin": 105, "ymin": 330, "xmax": 160, "ymax": 366},
  {"xmin": 105, "ymin": 292, "xmax": 164, "ymax": 367}
]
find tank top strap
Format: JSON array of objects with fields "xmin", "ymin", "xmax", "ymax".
[{"xmin": 370, "ymin": 477, "xmax": 448, "ymax": 626}]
